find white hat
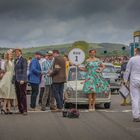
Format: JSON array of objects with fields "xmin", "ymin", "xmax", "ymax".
[{"xmin": 48, "ymin": 50, "xmax": 53, "ymax": 55}]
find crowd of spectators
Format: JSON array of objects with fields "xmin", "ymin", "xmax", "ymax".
[{"xmin": 100, "ymin": 56, "xmax": 129, "ymax": 65}]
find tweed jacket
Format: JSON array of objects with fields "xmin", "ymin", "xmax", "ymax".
[
  {"xmin": 50, "ymin": 56, "xmax": 66, "ymax": 83},
  {"xmin": 14, "ymin": 56, "xmax": 28, "ymax": 82}
]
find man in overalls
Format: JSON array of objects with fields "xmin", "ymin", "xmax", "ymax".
[{"xmin": 124, "ymin": 47, "xmax": 140, "ymax": 122}]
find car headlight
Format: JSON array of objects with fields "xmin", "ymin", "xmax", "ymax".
[
  {"xmin": 115, "ymin": 78, "xmax": 121, "ymax": 82},
  {"xmin": 66, "ymin": 87, "xmax": 75, "ymax": 97}
]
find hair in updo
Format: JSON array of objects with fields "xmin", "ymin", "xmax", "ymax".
[
  {"xmin": 89, "ymin": 49, "xmax": 96, "ymax": 54},
  {"xmin": 4, "ymin": 49, "xmax": 13, "ymax": 61}
]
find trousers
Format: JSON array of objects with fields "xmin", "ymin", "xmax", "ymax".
[
  {"xmin": 41, "ymin": 85, "xmax": 56, "ymax": 110},
  {"xmin": 15, "ymin": 81, "xmax": 27, "ymax": 113},
  {"xmin": 53, "ymin": 83, "xmax": 64, "ymax": 109},
  {"xmin": 130, "ymin": 79, "xmax": 140, "ymax": 118},
  {"xmin": 30, "ymin": 83, "xmax": 39, "ymax": 108},
  {"xmin": 38, "ymin": 87, "xmax": 45, "ymax": 105}
]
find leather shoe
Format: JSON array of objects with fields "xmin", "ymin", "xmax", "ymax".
[
  {"xmin": 29, "ymin": 108, "xmax": 35, "ymax": 111},
  {"xmin": 15, "ymin": 111, "xmax": 23, "ymax": 114},
  {"xmin": 133, "ymin": 118, "xmax": 140, "ymax": 122},
  {"xmin": 23, "ymin": 112, "xmax": 28, "ymax": 116},
  {"xmin": 41, "ymin": 108, "xmax": 46, "ymax": 111}
]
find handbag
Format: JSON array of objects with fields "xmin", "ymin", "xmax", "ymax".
[
  {"xmin": 63, "ymin": 109, "xmax": 80, "ymax": 118},
  {"xmin": 119, "ymin": 84, "xmax": 129, "ymax": 99}
]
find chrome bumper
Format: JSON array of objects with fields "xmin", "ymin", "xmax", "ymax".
[{"xmin": 65, "ymin": 97, "xmax": 111, "ymax": 105}]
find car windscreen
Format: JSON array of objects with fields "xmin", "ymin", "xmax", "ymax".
[
  {"xmin": 103, "ymin": 65, "xmax": 115, "ymax": 73},
  {"xmin": 115, "ymin": 67, "xmax": 121, "ymax": 73},
  {"xmin": 68, "ymin": 67, "xmax": 86, "ymax": 81}
]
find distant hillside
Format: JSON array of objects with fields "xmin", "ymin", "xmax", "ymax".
[
  {"xmin": 23, "ymin": 43, "xmax": 127, "ymax": 52},
  {"xmin": 0, "ymin": 42, "xmax": 129, "ymax": 58},
  {"xmin": 23, "ymin": 44, "xmax": 71, "ymax": 54}
]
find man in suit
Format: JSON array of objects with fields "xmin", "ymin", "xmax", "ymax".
[
  {"xmin": 14, "ymin": 49, "xmax": 28, "ymax": 115},
  {"xmin": 28, "ymin": 52, "xmax": 42, "ymax": 111},
  {"xmin": 49, "ymin": 50, "xmax": 66, "ymax": 111}
]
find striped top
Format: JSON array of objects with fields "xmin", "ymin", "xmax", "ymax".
[{"xmin": 42, "ymin": 59, "xmax": 53, "ymax": 85}]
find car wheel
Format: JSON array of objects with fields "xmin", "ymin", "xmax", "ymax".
[{"xmin": 104, "ymin": 102, "xmax": 111, "ymax": 109}]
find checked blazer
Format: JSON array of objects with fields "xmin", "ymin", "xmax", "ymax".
[{"xmin": 14, "ymin": 56, "xmax": 28, "ymax": 82}]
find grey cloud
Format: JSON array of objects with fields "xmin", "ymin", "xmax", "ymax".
[
  {"xmin": 0, "ymin": 0, "xmax": 140, "ymax": 48},
  {"xmin": 0, "ymin": 0, "xmax": 131, "ymax": 19}
]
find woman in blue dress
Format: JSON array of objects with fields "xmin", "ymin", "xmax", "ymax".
[{"xmin": 81, "ymin": 50, "xmax": 110, "ymax": 111}]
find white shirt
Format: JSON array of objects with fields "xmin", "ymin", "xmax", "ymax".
[
  {"xmin": 124, "ymin": 55, "xmax": 140, "ymax": 82},
  {"xmin": 39, "ymin": 58, "xmax": 46, "ymax": 70},
  {"xmin": 39, "ymin": 58, "xmax": 46, "ymax": 87}
]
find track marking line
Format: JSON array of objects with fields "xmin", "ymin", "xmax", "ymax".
[{"xmin": 11, "ymin": 109, "xmax": 132, "ymax": 113}]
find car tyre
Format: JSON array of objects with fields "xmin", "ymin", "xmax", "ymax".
[{"xmin": 104, "ymin": 102, "xmax": 111, "ymax": 109}]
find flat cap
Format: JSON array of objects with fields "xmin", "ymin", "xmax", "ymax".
[{"xmin": 35, "ymin": 51, "xmax": 42, "ymax": 55}]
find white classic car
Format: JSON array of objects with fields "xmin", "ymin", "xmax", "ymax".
[{"xmin": 64, "ymin": 65, "xmax": 111, "ymax": 109}]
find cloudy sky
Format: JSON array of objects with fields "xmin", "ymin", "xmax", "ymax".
[{"xmin": 0, "ymin": 0, "xmax": 140, "ymax": 48}]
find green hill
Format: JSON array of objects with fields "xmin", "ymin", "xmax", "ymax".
[{"xmin": 0, "ymin": 42, "xmax": 129, "ymax": 58}]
